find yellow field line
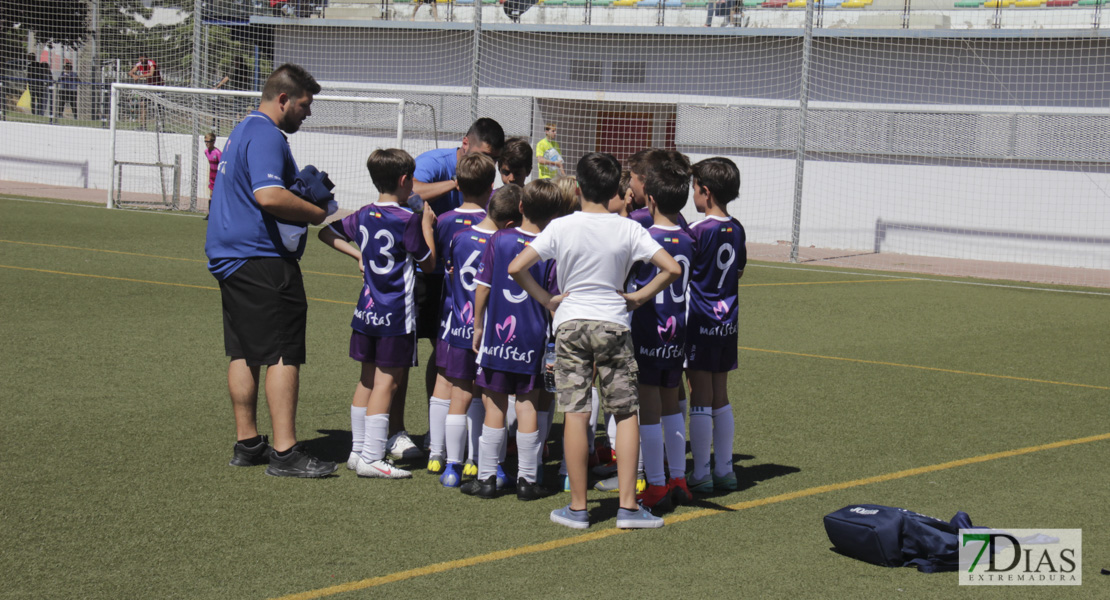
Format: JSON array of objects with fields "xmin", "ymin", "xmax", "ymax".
[
  {"xmin": 271, "ymin": 430, "xmax": 1110, "ymax": 600},
  {"xmin": 739, "ymin": 346, "xmax": 1110, "ymax": 391},
  {"xmin": 0, "ymin": 264, "xmax": 355, "ymax": 306},
  {"xmin": 741, "ymin": 278, "xmax": 914, "ymax": 287},
  {"xmin": 0, "ymin": 239, "xmax": 360, "ymax": 279}
]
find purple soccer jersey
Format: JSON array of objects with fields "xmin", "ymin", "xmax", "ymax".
[
  {"xmin": 444, "ymin": 224, "xmax": 495, "ymax": 350},
  {"xmin": 685, "ymin": 215, "xmax": 747, "ymax": 352},
  {"xmin": 630, "ymin": 225, "xmax": 696, "ymax": 370},
  {"xmin": 435, "ymin": 208, "xmax": 486, "ymax": 338},
  {"xmin": 473, "ymin": 228, "xmax": 554, "ymax": 376},
  {"xmin": 332, "ymin": 202, "xmax": 431, "ymax": 337}
]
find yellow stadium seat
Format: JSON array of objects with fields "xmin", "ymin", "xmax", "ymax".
[
  {"xmin": 984, "ymin": 0, "xmax": 1015, "ymax": 6},
  {"xmin": 613, "ymin": 0, "xmax": 639, "ymax": 5},
  {"xmin": 787, "ymin": 0, "xmax": 807, "ymax": 6},
  {"xmin": 841, "ymin": 0, "xmax": 871, "ymax": 5},
  {"xmin": 1015, "ymin": 0, "xmax": 1045, "ymax": 5}
]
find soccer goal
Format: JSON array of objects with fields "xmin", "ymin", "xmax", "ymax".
[{"xmin": 108, "ymin": 83, "xmax": 438, "ymax": 212}]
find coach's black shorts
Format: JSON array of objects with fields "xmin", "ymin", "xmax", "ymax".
[
  {"xmin": 220, "ymin": 257, "xmax": 307, "ymax": 366},
  {"xmin": 415, "ymin": 270, "xmax": 444, "ymax": 340}
]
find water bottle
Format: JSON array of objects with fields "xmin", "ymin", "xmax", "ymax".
[{"xmin": 543, "ymin": 342, "xmax": 557, "ymax": 393}]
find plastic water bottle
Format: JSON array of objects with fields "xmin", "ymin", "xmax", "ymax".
[{"xmin": 543, "ymin": 342, "xmax": 557, "ymax": 393}]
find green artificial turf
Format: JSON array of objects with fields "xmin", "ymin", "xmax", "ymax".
[{"xmin": 1, "ymin": 196, "xmax": 1108, "ymax": 599}]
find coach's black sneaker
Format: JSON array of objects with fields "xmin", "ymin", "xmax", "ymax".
[
  {"xmin": 229, "ymin": 435, "xmax": 270, "ymax": 467},
  {"xmin": 460, "ymin": 475, "xmax": 499, "ymax": 499},
  {"xmin": 516, "ymin": 478, "xmax": 553, "ymax": 501},
  {"xmin": 264, "ymin": 443, "xmax": 338, "ymax": 478}
]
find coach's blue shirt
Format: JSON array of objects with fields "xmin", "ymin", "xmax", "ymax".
[
  {"xmin": 205, "ymin": 111, "xmax": 301, "ymax": 280},
  {"xmin": 413, "ymin": 147, "xmax": 462, "ymax": 216}
]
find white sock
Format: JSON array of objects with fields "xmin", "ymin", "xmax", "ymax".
[
  {"xmin": 588, "ymin": 387, "xmax": 600, "ymax": 453},
  {"xmin": 466, "ymin": 397, "xmax": 484, "ymax": 462},
  {"xmin": 517, "ymin": 430, "xmax": 540, "ymax": 483},
  {"xmin": 640, "ymin": 423, "xmax": 666, "ymax": 486},
  {"xmin": 537, "ymin": 409, "xmax": 552, "ymax": 456},
  {"xmin": 689, "ymin": 407, "xmax": 713, "ymax": 481},
  {"xmin": 678, "ymin": 399, "xmax": 688, "ymax": 419},
  {"xmin": 478, "ymin": 425, "xmax": 506, "ymax": 481},
  {"xmin": 362, "ymin": 413, "xmax": 390, "ymax": 462},
  {"xmin": 445, "ymin": 414, "xmax": 467, "ymax": 464},
  {"xmin": 506, "ymin": 397, "xmax": 517, "ymax": 437},
  {"xmin": 605, "ymin": 411, "xmax": 617, "ymax": 447},
  {"xmin": 661, "ymin": 413, "xmax": 687, "ymax": 481},
  {"xmin": 712, "ymin": 404, "xmax": 735, "ymax": 477},
  {"xmin": 427, "ymin": 396, "xmax": 450, "ymax": 456},
  {"xmin": 350, "ymin": 405, "xmax": 366, "ymax": 454}
]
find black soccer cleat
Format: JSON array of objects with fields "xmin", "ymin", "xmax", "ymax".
[
  {"xmin": 515, "ymin": 478, "xmax": 553, "ymax": 501},
  {"xmin": 460, "ymin": 475, "xmax": 499, "ymax": 499}
]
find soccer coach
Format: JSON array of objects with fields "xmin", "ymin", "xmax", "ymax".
[{"xmin": 205, "ymin": 63, "xmax": 337, "ymax": 478}]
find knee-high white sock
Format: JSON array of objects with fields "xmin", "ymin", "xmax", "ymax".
[
  {"xmin": 640, "ymin": 423, "xmax": 666, "ymax": 486},
  {"xmin": 362, "ymin": 413, "xmax": 390, "ymax": 462},
  {"xmin": 427, "ymin": 396, "xmax": 450, "ymax": 456},
  {"xmin": 712, "ymin": 404, "xmax": 735, "ymax": 477},
  {"xmin": 478, "ymin": 425, "xmax": 506, "ymax": 480},
  {"xmin": 678, "ymin": 399, "xmax": 688, "ymax": 420},
  {"xmin": 506, "ymin": 397, "xmax": 517, "ymax": 437},
  {"xmin": 517, "ymin": 430, "xmax": 540, "ymax": 483},
  {"xmin": 445, "ymin": 414, "xmax": 467, "ymax": 464},
  {"xmin": 466, "ymin": 397, "xmax": 484, "ymax": 462},
  {"xmin": 588, "ymin": 387, "xmax": 600, "ymax": 452},
  {"xmin": 689, "ymin": 406, "xmax": 713, "ymax": 481},
  {"xmin": 351, "ymin": 405, "xmax": 366, "ymax": 454},
  {"xmin": 661, "ymin": 413, "xmax": 687, "ymax": 481}
]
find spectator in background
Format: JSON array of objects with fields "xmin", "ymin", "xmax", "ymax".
[
  {"xmin": 412, "ymin": 0, "xmax": 439, "ymax": 21},
  {"xmin": 706, "ymin": 0, "xmax": 737, "ymax": 27},
  {"xmin": 57, "ymin": 62, "xmax": 78, "ymax": 119},
  {"xmin": 26, "ymin": 54, "xmax": 53, "ymax": 117},
  {"xmin": 129, "ymin": 53, "xmax": 163, "ymax": 129},
  {"xmin": 214, "ymin": 56, "xmax": 255, "ymax": 119},
  {"xmin": 535, "ymin": 123, "xmax": 564, "ymax": 180}
]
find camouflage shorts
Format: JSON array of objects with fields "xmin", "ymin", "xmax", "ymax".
[{"xmin": 554, "ymin": 320, "xmax": 639, "ymax": 416}]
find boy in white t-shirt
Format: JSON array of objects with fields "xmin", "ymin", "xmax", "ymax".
[{"xmin": 508, "ymin": 152, "xmax": 681, "ymax": 530}]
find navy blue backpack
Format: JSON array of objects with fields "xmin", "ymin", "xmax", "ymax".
[{"xmin": 823, "ymin": 504, "xmax": 975, "ymax": 573}]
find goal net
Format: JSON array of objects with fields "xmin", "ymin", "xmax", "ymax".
[{"xmin": 107, "ymin": 83, "xmax": 438, "ymax": 213}]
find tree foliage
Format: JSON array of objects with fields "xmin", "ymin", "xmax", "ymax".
[{"xmin": 0, "ymin": 0, "xmax": 90, "ymax": 48}]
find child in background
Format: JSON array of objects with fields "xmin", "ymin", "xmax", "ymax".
[
  {"xmin": 425, "ymin": 154, "xmax": 496, "ymax": 475},
  {"xmin": 465, "ymin": 179, "xmax": 563, "ymax": 500},
  {"xmin": 630, "ymin": 156, "xmax": 697, "ymax": 511},
  {"xmin": 439, "ymin": 185, "xmax": 523, "ymax": 487},
  {"xmin": 204, "ymin": 132, "xmax": 221, "ymax": 195},
  {"xmin": 318, "ymin": 148, "xmax": 436, "ymax": 479},
  {"xmin": 627, "ymin": 149, "xmax": 691, "ymax": 230},
  {"xmin": 684, "ymin": 157, "xmax": 746, "ymax": 494},
  {"xmin": 510, "ymin": 152, "xmax": 681, "ymax": 529},
  {"xmin": 535, "ymin": 122, "xmax": 564, "ymax": 180}
]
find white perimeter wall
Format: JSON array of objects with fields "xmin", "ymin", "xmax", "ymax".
[{"xmin": 2, "ymin": 120, "xmax": 1108, "ymax": 271}]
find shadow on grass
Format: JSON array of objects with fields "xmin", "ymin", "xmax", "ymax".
[{"xmin": 307, "ymin": 429, "xmax": 354, "ymax": 463}]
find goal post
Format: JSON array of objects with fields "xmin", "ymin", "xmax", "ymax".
[{"xmin": 108, "ymin": 83, "xmax": 431, "ymax": 213}]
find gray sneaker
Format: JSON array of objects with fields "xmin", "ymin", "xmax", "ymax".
[
  {"xmin": 264, "ymin": 444, "xmax": 338, "ymax": 478},
  {"xmin": 229, "ymin": 435, "xmax": 270, "ymax": 467},
  {"xmin": 616, "ymin": 505, "xmax": 664, "ymax": 529}
]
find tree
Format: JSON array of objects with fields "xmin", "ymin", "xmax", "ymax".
[{"xmin": 0, "ymin": 0, "xmax": 90, "ymax": 48}]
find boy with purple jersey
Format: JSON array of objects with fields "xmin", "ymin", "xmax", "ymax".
[
  {"xmin": 318, "ymin": 148, "xmax": 436, "ymax": 479},
  {"xmin": 685, "ymin": 157, "xmax": 746, "ymax": 494},
  {"xmin": 437, "ymin": 185, "xmax": 523, "ymax": 488},
  {"xmin": 627, "ymin": 148, "xmax": 692, "ymax": 231},
  {"xmin": 425, "ymin": 153, "xmax": 495, "ymax": 475},
  {"xmin": 464, "ymin": 180, "xmax": 563, "ymax": 501},
  {"xmin": 629, "ymin": 156, "xmax": 697, "ymax": 511},
  {"xmin": 511, "ymin": 153, "xmax": 682, "ymax": 530}
]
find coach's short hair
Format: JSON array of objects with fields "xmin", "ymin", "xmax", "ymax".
[
  {"xmin": 366, "ymin": 148, "xmax": 416, "ymax": 195},
  {"xmin": 465, "ymin": 118, "xmax": 506, "ymax": 153},
  {"xmin": 261, "ymin": 63, "xmax": 321, "ymax": 102},
  {"xmin": 575, "ymin": 152, "xmax": 622, "ymax": 206},
  {"xmin": 488, "ymin": 184, "xmax": 524, "ymax": 224},
  {"xmin": 692, "ymin": 157, "xmax": 740, "ymax": 204},
  {"xmin": 498, "ymin": 137, "xmax": 533, "ymax": 176},
  {"xmin": 456, "ymin": 153, "xmax": 497, "ymax": 198}
]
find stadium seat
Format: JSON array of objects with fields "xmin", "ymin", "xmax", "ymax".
[
  {"xmin": 786, "ymin": 0, "xmax": 806, "ymax": 6},
  {"xmin": 762, "ymin": 0, "xmax": 790, "ymax": 6},
  {"xmin": 1077, "ymin": 0, "xmax": 1104, "ymax": 5},
  {"xmin": 1047, "ymin": 0, "xmax": 1077, "ymax": 5},
  {"xmin": 684, "ymin": 0, "xmax": 711, "ymax": 5},
  {"xmin": 639, "ymin": 0, "xmax": 659, "ymax": 5},
  {"xmin": 742, "ymin": 0, "xmax": 764, "ymax": 6},
  {"xmin": 613, "ymin": 0, "xmax": 638, "ymax": 5},
  {"xmin": 984, "ymin": 0, "xmax": 1014, "ymax": 6},
  {"xmin": 841, "ymin": 0, "xmax": 872, "ymax": 6},
  {"xmin": 1015, "ymin": 0, "xmax": 1045, "ymax": 5},
  {"xmin": 819, "ymin": 0, "xmax": 842, "ymax": 6},
  {"xmin": 953, "ymin": 0, "xmax": 982, "ymax": 5}
]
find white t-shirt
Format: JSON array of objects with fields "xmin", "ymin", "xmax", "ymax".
[{"xmin": 530, "ymin": 211, "xmax": 663, "ymax": 329}]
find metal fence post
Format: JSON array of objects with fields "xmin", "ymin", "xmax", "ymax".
[{"xmin": 790, "ymin": 0, "xmax": 815, "ymax": 263}]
